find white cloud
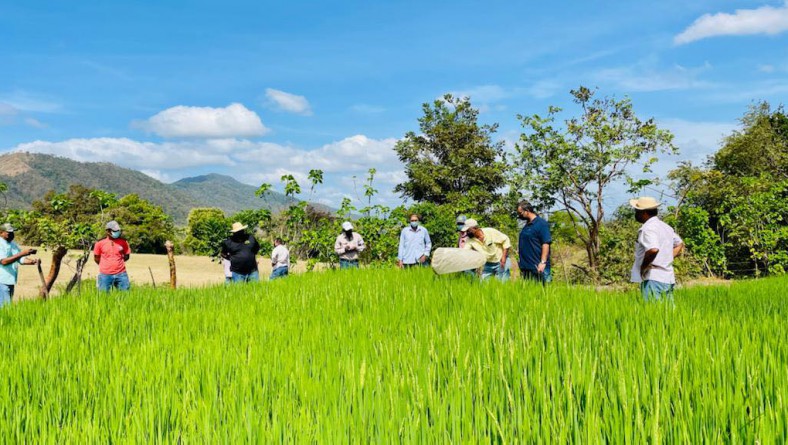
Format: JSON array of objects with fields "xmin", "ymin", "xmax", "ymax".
[
  {"xmin": 13, "ymin": 138, "xmax": 234, "ymax": 169},
  {"xmin": 593, "ymin": 62, "xmax": 714, "ymax": 92},
  {"xmin": 264, "ymin": 88, "xmax": 312, "ymax": 115},
  {"xmin": 24, "ymin": 118, "xmax": 47, "ymax": 129},
  {"xmin": 136, "ymin": 103, "xmax": 268, "ymax": 138},
  {"xmin": 675, "ymin": 1, "xmax": 788, "ymax": 45}
]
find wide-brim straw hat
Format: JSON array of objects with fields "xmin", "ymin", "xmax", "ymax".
[
  {"xmin": 629, "ymin": 197, "xmax": 661, "ymax": 210},
  {"xmin": 230, "ymin": 222, "xmax": 248, "ymax": 233}
]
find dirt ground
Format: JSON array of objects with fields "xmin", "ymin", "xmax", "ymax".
[{"xmin": 13, "ymin": 248, "xmax": 317, "ymax": 301}]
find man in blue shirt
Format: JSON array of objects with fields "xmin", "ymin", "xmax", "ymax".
[
  {"xmin": 516, "ymin": 201, "xmax": 552, "ymax": 284},
  {"xmin": 397, "ymin": 214, "xmax": 432, "ymax": 268},
  {"xmin": 1, "ymin": 223, "xmax": 40, "ymax": 308}
]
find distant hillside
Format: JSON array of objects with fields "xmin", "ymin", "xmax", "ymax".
[
  {"xmin": 0, "ymin": 152, "xmax": 306, "ymax": 222},
  {"xmin": 171, "ymin": 173, "xmax": 296, "ymax": 214}
]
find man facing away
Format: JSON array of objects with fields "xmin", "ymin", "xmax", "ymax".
[
  {"xmin": 0, "ymin": 223, "xmax": 40, "ymax": 308},
  {"xmin": 397, "ymin": 214, "xmax": 432, "ymax": 268},
  {"xmin": 516, "ymin": 201, "xmax": 552, "ymax": 284},
  {"xmin": 94, "ymin": 220, "xmax": 131, "ymax": 292},
  {"xmin": 461, "ymin": 219, "xmax": 511, "ymax": 281},
  {"xmin": 335, "ymin": 221, "xmax": 365, "ymax": 269},
  {"xmin": 221, "ymin": 222, "xmax": 261, "ymax": 283},
  {"xmin": 270, "ymin": 238, "xmax": 290, "ymax": 280},
  {"xmin": 630, "ymin": 197, "xmax": 684, "ymax": 302}
]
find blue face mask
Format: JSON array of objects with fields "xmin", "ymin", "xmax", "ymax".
[
  {"xmin": 457, "ymin": 224, "xmax": 465, "ymax": 232},
  {"xmin": 111, "ymin": 230, "xmax": 121, "ymax": 239},
  {"xmin": 410, "ymin": 221, "xmax": 419, "ymax": 229}
]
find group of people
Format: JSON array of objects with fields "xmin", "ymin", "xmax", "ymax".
[{"xmin": 0, "ymin": 195, "xmax": 683, "ymax": 307}]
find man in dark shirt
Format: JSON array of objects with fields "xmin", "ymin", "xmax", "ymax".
[
  {"xmin": 220, "ymin": 222, "xmax": 261, "ymax": 283},
  {"xmin": 516, "ymin": 201, "xmax": 552, "ymax": 284}
]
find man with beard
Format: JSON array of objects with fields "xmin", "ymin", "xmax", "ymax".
[
  {"xmin": 516, "ymin": 201, "xmax": 552, "ymax": 284},
  {"xmin": 221, "ymin": 222, "xmax": 261, "ymax": 283},
  {"xmin": 334, "ymin": 221, "xmax": 365, "ymax": 269}
]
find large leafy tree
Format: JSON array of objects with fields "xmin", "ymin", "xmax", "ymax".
[
  {"xmin": 394, "ymin": 94, "xmax": 506, "ymax": 215},
  {"xmin": 105, "ymin": 194, "xmax": 176, "ymax": 254},
  {"xmin": 512, "ymin": 87, "xmax": 676, "ymax": 276}
]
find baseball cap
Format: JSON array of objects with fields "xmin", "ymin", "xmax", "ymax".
[
  {"xmin": 341, "ymin": 221, "xmax": 354, "ymax": 231},
  {"xmin": 460, "ymin": 218, "xmax": 479, "ymax": 232},
  {"xmin": 0, "ymin": 223, "xmax": 14, "ymax": 233},
  {"xmin": 455, "ymin": 215, "xmax": 467, "ymax": 224},
  {"xmin": 106, "ymin": 220, "xmax": 121, "ymax": 231}
]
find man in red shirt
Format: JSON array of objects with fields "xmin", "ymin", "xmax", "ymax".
[{"xmin": 94, "ymin": 220, "xmax": 131, "ymax": 292}]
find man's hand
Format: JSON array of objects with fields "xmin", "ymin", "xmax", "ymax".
[
  {"xmin": 500, "ymin": 258, "xmax": 507, "ymax": 269},
  {"xmin": 25, "ymin": 257, "xmax": 40, "ymax": 265},
  {"xmin": 419, "ymin": 255, "xmax": 427, "ymax": 264},
  {"xmin": 22, "ymin": 248, "xmax": 36, "ymax": 256},
  {"xmin": 397, "ymin": 260, "xmax": 403, "ymax": 269},
  {"xmin": 537, "ymin": 262, "xmax": 546, "ymax": 273},
  {"xmin": 640, "ymin": 265, "xmax": 651, "ymax": 280}
]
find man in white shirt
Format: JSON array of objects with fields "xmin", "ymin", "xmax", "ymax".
[
  {"xmin": 1, "ymin": 223, "xmax": 40, "ymax": 308},
  {"xmin": 270, "ymin": 238, "xmax": 290, "ymax": 280},
  {"xmin": 334, "ymin": 221, "xmax": 365, "ymax": 269},
  {"xmin": 629, "ymin": 197, "xmax": 684, "ymax": 302}
]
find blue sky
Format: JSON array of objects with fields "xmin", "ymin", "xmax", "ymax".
[{"xmin": 2, "ymin": 0, "xmax": 787, "ymax": 208}]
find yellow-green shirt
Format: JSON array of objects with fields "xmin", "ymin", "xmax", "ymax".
[{"xmin": 463, "ymin": 228, "xmax": 511, "ymax": 263}]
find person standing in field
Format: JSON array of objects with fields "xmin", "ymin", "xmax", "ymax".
[
  {"xmin": 94, "ymin": 220, "xmax": 131, "ymax": 292},
  {"xmin": 456, "ymin": 215, "xmax": 469, "ymax": 248},
  {"xmin": 397, "ymin": 214, "xmax": 432, "ymax": 268},
  {"xmin": 221, "ymin": 222, "xmax": 261, "ymax": 283},
  {"xmin": 630, "ymin": 197, "xmax": 684, "ymax": 302},
  {"xmin": 335, "ymin": 221, "xmax": 365, "ymax": 269},
  {"xmin": 516, "ymin": 201, "xmax": 552, "ymax": 284},
  {"xmin": 461, "ymin": 219, "xmax": 511, "ymax": 281},
  {"xmin": 270, "ymin": 238, "xmax": 290, "ymax": 280},
  {"xmin": 0, "ymin": 223, "xmax": 40, "ymax": 308}
]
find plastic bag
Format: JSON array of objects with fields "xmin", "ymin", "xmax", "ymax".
[{"xmin": 431, "ymin": 248, "xmax": 486, "ymax": 275}]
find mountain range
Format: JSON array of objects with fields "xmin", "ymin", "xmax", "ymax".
[{"xmin": 0, "ymin": 152, "xmax": 302, "ymax": 223}]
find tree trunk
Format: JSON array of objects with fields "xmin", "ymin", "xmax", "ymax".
[
  {"xmin": 165, "ymin": 240, "xmax": 176, "ymax": 289},
  {"xmin": 40, "ymin": 245, "xmax": 68, "ymax": 298},
  {"xmin": 64, "ymin": 250, "xmax": 90, "ymax": 294}
]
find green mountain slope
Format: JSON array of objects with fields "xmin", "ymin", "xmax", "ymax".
[{"xmin": 0, "ymin": 152, "xmax": 299, "ymax": 223}]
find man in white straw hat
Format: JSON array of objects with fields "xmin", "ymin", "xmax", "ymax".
[
  {"xmin": 629, "ymin": 197, "xmax": 684, "ymax": 302},
  {"xmin": 335, "ymin": 221, "xmax": 365, "ymax": 269},
  {"xmin": 460, "ymin": 218, "xmax": 511, "ymax": 281},
  {"xmin": 220, "ymin": 222, "xmax": 261, "ymax": 283}
]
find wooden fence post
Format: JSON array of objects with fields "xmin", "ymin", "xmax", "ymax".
[{"xmin": 165, "ymin": 241, "xmax": 176, "ymax": 289}]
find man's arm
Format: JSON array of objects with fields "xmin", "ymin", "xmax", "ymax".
[
  {"xmin": 673, "ymin": 243, "xmax": 684, "ymax": 258},
  {"xmin": 334, "ymin": 236, "xmax": 345, "ymax": 255},
  {"xmin": 537, "ymin": 243, "xmax": 550, "ymax": 273},
  {"xmin": 421, "ymin": 230, "xmax": 432, "ymax": 262},
  {"xmin": 0, "ymin": 248, "xmax": 35, "ymax": 266},
  {"xmin": 640, "ymin": 249, "xmax": 659, "ymax": 278},
  {"xmin": 356, "ymin": 235, "xmax": 365, "ymax": 253},
  {"xmin": 397, "ymin": 230, "xmax": 406, "ymax": 267}
]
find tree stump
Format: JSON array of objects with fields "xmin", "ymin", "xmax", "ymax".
[{"xmin": 165, "ymin": 240, "xmax": 176, "ymax": 289}]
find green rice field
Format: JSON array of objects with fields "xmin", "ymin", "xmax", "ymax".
[{"xmin": 1, "ymin": 269, "xmax": 786, "ymax": 442}]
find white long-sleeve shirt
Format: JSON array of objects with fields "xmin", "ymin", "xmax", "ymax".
[
  {"xmin": 335, "ymin": 232, "xmax": 365, "ymax": 260},
  {"xmin": 271, "ymin": 245, "xmax": 290, "ymax": 270}
]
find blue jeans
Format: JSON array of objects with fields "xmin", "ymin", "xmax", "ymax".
[
  {"xmin": 270, "ymin": 266, "xmax": 289, "ymax": 280},
  {"xmin": 231, "ymin": 270, "xmax": 259, "ymax": 283},
  {"xmin": 340, "ymin": 259, "xmax": 359, "ymax": 269},
  {"xmin": 97, "ymin": 272, "xmax": 130, "ymax": 292},
  {"xmin": 481, "ymin": 259, "xmax": 511, "ymax": 282},
  {"xmin": 641, "ymin": 280, "xmax": 674, "ymax": 302},
  {"xmin": 521, "ymin": 268, "xmax": 552, "ymax": 285},
  {"xmin": 0, "ymin": 284, "xmax": 13, "ymax": 308}
]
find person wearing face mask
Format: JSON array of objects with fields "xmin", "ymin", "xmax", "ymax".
[
  {"xmin": 397, "ymin": 214, "xmax": 432, "ymax": 268},
  {"xmin": 335, "ymin": 221, "xmax": 365, "ymax": 269},
  {"xmin": 460, "ymin": 219, "xmax": 511, "ymax": 281},
  {"xmin": 456, "ymin": 215, "xmax": 469, "ymax": 248},
  {"xmin": 93, "ymin": 220, "xmax": 131, "ymax": 292},
  {"xmin": 516, "ymin": 201, "xmax": 552, "ymax": 284},
  {"xmin": 0, "ymin": 223, "xmax": 40, "ymax": 308}
]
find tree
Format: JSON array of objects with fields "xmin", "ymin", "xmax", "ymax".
[
  {"xmin": 511, "ymin": 87, "xmax": 676, "ymax": 278},
  {"xmin": 105, "ymin": 194, "xmax": 176, "ymax": 254},
  {"xmin": 183, "ymin": 208, "xmax": 229, "ymax": 257},
  {"xmin": 394, "ymin": 94, "xmax": 506, "ymax": 215}
]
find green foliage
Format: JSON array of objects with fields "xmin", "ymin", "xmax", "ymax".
[
  {"xmin": 105, "ymin": 194, "xmax": 176, "ymax": 254},
  {"xmin": 2, "ymin": 270, "xmax": 787, "ymax": 441},
  {"xmin": 183, "ymin": 208, "xmax": 229, "ymax": 257},
  {"xmin": 512, "ymin": 87, "xmax": 676, "ymax": 277},
  {"xmin": 394, "ymin": 94, "xmax": 506, "ymax": 215},
  {"xmin": 714, "ymin": 102, "xmax": 788, "ymax": 179},
  {"xmin": 666, "ymin": 206, "xmax": 726, "ymax": 276}
]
